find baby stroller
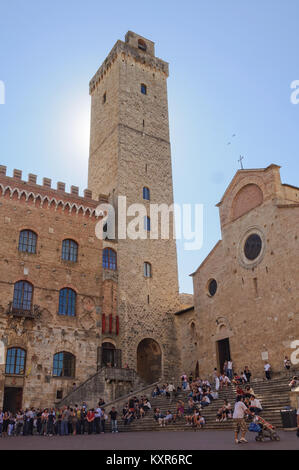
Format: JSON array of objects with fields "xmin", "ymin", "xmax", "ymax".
[{"xmin": 249, "ymin": 415, "xmax": 280, "ymax": 442}]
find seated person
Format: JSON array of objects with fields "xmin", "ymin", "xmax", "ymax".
[
  {"xmin": 200, "ymin": 395, "xmax": 210, "ymax": 408},
  {"xmin": 173, "ymin": 401, "xmax": 184, "ymax": 422},
  {"xmin": 249, "ymin": 395, "xmax": 263, "ymax": 415},
  {"xmin": 289, "ymin": 376, "xmax": 299, "ymax": 389},
  {"xmin": 196, "ymin": 413, "xmax": 205, "ymax": 429},
  {"xmin": 158, "ymin": 410, "xmax": 173, "ymax": 427},
  {"xmin": 244, "ymin": 385, "xmax": 255, "ymax": 398}
]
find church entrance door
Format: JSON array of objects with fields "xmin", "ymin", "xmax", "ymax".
[{"xmin": 217, "ymin": 338, "xmax": 231, "ymax": 374}]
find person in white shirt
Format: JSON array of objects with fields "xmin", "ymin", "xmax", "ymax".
[
  {"xmin": 227, "ymin": 360, "xmax": 233, "ymax": 380},
  {"xmin": 264, "ymin": 362, "xmax": 271, "ymax": 380},
  {"xmin": 233, "ymin": 396, "xmax": 251, "ymax": 444},
  {"xmin": 167, "ymin": 383, "xmax": 175, "ymax": 403},
  {"xmin": 249, "ymin": 395, "xmax": 263, "ymax": 415},
  {"xmin": 95, "ymin": 404, "xmax": 103, "ymax": 434}
]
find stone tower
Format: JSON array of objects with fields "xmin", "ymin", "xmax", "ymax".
[{"xmin": 88, "ymin": 31, "xmax": 180, "ymax": 383}]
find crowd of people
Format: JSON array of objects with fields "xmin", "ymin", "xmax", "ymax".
[
  {"xmin": 122, "ymin": 396, "xmax": 152, "ymax": 425},
  {"xmin": 0, "ymin": 355, "xmax": 297, "ymax": 440},
  {"xmin": 0, "ymin": 400, "xmax": 120, "ymax": 437}
]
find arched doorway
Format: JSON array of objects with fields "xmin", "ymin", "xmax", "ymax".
[
  {"xmin": 100, "ymin": 342, "xmax": 121, "ymax": 368},
  {"xmin": 137, "ymin": 338, "xmax": 162, "ymax": 384}
]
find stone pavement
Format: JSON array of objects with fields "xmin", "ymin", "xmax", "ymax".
[{"xmin": 0, "ymin": 430, "xmax": 298, "ymax": 450}]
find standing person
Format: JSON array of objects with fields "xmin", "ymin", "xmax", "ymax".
[
  {"xmin": 0, "ymin": 409, "xmax": 4, "ymax": 437},
  {"xmin": 86, "ymin": 409, "xmax": 95, "ymax": 435},
  {"xmin": 223, "ymin": 361, "xmax": 228, "ymax": 376},
  {"xmin": 101, "ymin": 408, "xmax": 108, "ymax": 434},
  {"xmin": 27, "ymin": 408, "xmax": 34, "ymax": 435},
  {"xmin": 71, "ymin": 408, "xmax": 78, "ymax": 436},
  {"xmin": 79, "ymin": 407, "xmax": 87, "ymax": 435},
  {"xmin": 233, "ymin": 396, "xmax": 251, "ymax": 444},
  {"xmin": 244, "ymin": 366, "xmax": 251, "ymax": 383},
  {"xmin": 109, "ymin": 407, "xmax": 118, "ymax": 433},
  {"xmin": 41, "ymin": 409, "xmax": 49, "ymax": 436},
  {"xmin": 61, "ymin": 407, "xmax": 69, "ymax": 436},
  {"xmin": 284, "ymin": 356, "xmax": 291, "ymax": 371},
  {"xmin": 168, "ymin": 382, "xmax": 175, "ymax": 403},
  {"xmin": 95, "ymin": 403, "xmax": 103, "ymax": 434},
  {"xmin": 47, "ymin": 409, "xmax": 55, "ymax": 436},
  {"xmin": 215, "ymin": 374, "xmax": 220, "ymax": 392},
  {"xmin": 2, "ymin": 412, "xmax": 9, "ymax": 438},
  {"xmin": 227, "ymin": 360, "xmax": 233, "ymax": 380},
  {"xmin": 15, "ymin": 410, "xmax": 24, "ymax": 436},
  {"xmin": 264, "ymin": 362, "xmax": 271, "ymax": 380},
  {"xmin": 36, "ymin": 409, "xmax": 42, "ymax": 435}
]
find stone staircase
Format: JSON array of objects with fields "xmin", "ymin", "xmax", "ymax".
[
  {"xmin": 58, "ymin": 368, "xmax": 145, "ymax": 408},
  {"xmin": 115, "ymin": 376, "xmax": 292, "ymax": 433}
]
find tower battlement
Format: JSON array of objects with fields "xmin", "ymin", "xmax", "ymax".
[{"xmin": 89, "ymin": 31, "xmax": 169, "ymax": 94}]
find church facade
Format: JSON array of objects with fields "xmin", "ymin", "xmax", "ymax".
[{"xmin": 176, "ymin": 164, "xmax": 299, "ymax": 379}]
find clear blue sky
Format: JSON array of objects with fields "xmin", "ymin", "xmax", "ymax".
[{"xmin": 0, "ymin": 0, "xmax": 298, "ymax": 294}]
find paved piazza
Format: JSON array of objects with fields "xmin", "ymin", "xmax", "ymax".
[{"xmin": 0, "ymin": 430, "xmax": 298, "ymax": 451}]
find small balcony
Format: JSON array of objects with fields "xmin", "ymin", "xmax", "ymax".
[{"xmin": 6, "ymin": 302, "xmax": 42, "ymax": 319}]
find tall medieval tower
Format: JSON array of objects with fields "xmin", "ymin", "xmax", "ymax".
[{"xmin": 88, "ymin": 31, "xmax": 180, "ymax": 383}]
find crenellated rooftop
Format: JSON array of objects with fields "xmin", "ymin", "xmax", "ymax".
[{"xmin": 0, "ymin": 165, "xmax": 108, "ymax": 217}]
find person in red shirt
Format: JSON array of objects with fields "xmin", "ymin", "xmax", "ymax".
[{"xmin": 86, "ymin": 409, "xmax": 95, "ymax": 434}]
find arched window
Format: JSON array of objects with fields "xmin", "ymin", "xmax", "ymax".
[
  {"xmin": 53, "ymin": 352, "xmax": 75, "ymax": 377},
  {"xmin": 144, "ymin": 262, "xmax": 152, "ymax": 278},
  {"xmin": 141, "ymin": 83, "xmax": 147, "ymax": 95},
  {"xmin": 138, "ymin": 39, "xmax": 147, "ymax": 51},
  {"xmin": 13, "ymin": 281, "xmax": 33, "ymax": 312},
  {"xmin": 103, "ymin": 248, "xmax": 117, "ymax": 270},
  {"xmin": 5, "ymin": 347, "xmax": 26, "ymax": 375},
  {"xmin": 62, "ymin": 239, "xmax": 78, "ymax": 262},
  {"xmin": 143, "ymin": 187, "xmax": 150, "ymax": 201},
  {"xmin": 18, "ymin": 230, "xmax": 37, "ymax": 254},
  {"xmin": 144, "ymin": 216, "xmax": 151, "ymax": 232},
  {"xmin": 59, "ymin": 288, "xmax": 76, "ymax": 316}
]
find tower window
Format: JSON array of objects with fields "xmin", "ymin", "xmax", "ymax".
[
  {"xmin": 62, "ymin": 239, "xmax": 78, "ymax": 262},
  {"xmin": 103, "ymin": 92, "xmax": 106, "ymax": 104},
  {"xmin": 143, "ymin": 187, "xmax": 150, "ymax": 201},
  {"xmin": 141, "ymin": 84, "xmax": 147, "ymax": 95},
  {"xmin": 103, "ymin": 248, "xmax": 117, "ymax": 270},
  {"xmin": 5, "ymin": 348, "xmax": 26, "ymax": 375},
  {"xmin": 138, "ymin": 39, "xmax": 147, "ymax": 52},
  {"xmin": 144, "ymin": 262, "xmax": 152, "ymax": 278},
  {"xmin": 13, "ymin": 281, "xmax": 33, "ymax": 312},
  {"xmin": 53, "ymin": 352, "xmax": 75, "ymax": 378},
  {"xmin": 144, "ymin": 216, "xmax": 151, "ymax": 232},
  {"xmin": 19, "ymin": 230, "xmax": 37, "ymax": 254},
  {"xmin": 59, "ymin": 288, "xmax": 76, "ymax": 317}
]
